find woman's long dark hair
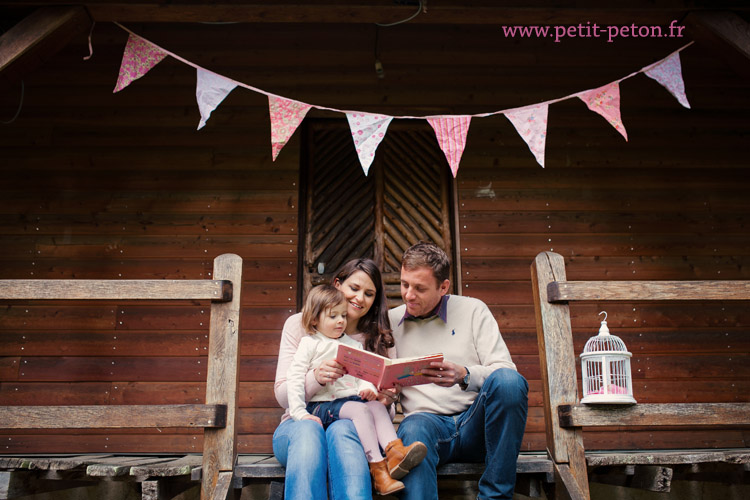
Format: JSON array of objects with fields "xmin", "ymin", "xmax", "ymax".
[{"xmin": 333, "ymin": 258, "xmax": 393, "ymax": 356}]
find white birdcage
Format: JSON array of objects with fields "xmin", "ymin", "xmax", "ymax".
[{"xmin": 580, "ymin": 311, "xmax": 636, "ymax": 404}]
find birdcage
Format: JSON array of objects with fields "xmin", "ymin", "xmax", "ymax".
[{"xmin": 580, "ymin": 311, "xmax": 636, "ymax": 404}]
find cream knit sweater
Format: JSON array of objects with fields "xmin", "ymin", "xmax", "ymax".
[{"xmin": 388, "ymin": 295, "xmax": 516, "ymax": 416}]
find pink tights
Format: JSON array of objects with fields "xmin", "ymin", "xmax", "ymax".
[{"xmin": 339, "ymin": 400, "xmax": 398, "ymax": 462}]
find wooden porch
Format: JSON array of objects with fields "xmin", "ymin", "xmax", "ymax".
[{"xmin": 2, "ymin": 1, "xmax": 750, "ymax": 499}]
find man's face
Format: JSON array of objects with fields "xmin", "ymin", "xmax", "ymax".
[{"xmin": 400, "ymin": 265, "xmax": 450, "ymax": 317}]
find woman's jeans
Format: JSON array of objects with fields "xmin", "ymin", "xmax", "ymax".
[
  {"xmin": 396, "ymin": 368, "xmax": 529, "ymax": 500},
  {"xmin": 273, "ymin": 417, "xmax": 371, "ymax": 500}
]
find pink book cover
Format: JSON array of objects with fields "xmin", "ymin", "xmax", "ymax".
[{"xmin": 336, "ymin": 345, "xmax": 443, "ymax": 390}]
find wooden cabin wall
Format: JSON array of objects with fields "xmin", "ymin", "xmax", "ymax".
[{"xmin": 0, "ymin": 21, "xmax": 748, "ymax": 455}]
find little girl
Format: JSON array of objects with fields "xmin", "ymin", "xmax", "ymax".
[{"xmin": 287, "ymin": 284, "xmax": 426, "ymax": 496}]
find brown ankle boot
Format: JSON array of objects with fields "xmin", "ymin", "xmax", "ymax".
[
  {"xmin": 385, "ymin": 438, "xmax": 427, "ymax": 480},
  {"xmin": 369, "ymin": 460, "xmax": 405, "ymax": 496}
]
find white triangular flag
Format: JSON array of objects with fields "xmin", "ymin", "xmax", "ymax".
[
  {"xmin": 196, "ymin": 69, "xmax": 238, "ymax": 130},
  {"xmin": 644, "ymin": 53, "xmax": 690, "ymax": 109},
  {"xmin": 346, "ymin": 112, "xmax": 393, "ymax": 175},
  {"xmin": 505, "ymin": 104, "xmax": 548, "ymax": 168}
]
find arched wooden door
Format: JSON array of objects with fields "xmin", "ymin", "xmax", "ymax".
[{"xmin": 300, "ymin": 120, "xmax": 457, "ymax": 305}]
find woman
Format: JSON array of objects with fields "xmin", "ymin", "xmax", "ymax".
[{"xmin": 273, "ymin": 258, "xmax": 396, "ymax": 499}]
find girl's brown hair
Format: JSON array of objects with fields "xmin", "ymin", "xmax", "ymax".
[
  {"xmin": 333, "ymin": 258, "xmax": 393, "ymax": 356},
  {"xmin": 301, "ymin": 285, "xmax": 346, "ymax": 334}
]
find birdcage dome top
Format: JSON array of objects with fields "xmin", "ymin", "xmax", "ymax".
[
  {"xmin": 580, "ymin": 311, "xmax": 632, "ymax": 357},
  {"xmin": 581, "ymin": 333, "xmax": 630, "ymax": 355}
]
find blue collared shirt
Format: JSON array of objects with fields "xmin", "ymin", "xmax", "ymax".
[{"xmin": 398, "ymin": 295, "xmax": 450, "ymax": 326}]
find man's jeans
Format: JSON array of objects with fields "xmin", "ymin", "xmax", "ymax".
[
  {"xmin": 273, "ymin": 418, "xmax": 371, "ymax": 499},
  {"xmin": 397, "ymin": 368, "xmax": 529, "ymax": 500}
]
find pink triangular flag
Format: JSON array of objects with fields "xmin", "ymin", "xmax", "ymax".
[
  {"xmin": 113, "ymin": 34, "xmax": 168, "ymax": 93},
  {"xmin": 505, "ymin": 104, "xmax": 549, "ymax": 168},
  {"xmin": 644, "ymin": 53, "xmax": 690, "ymax": 109},
  {"xmin": 196, "ymin": 69, "xmax": 238, "ymax": 130},
  {"xmin": 578, "ymin": 82, "xmax": 628, "ymax": 141},
  {"xmin": 269, "ymin": 96, "xmax": 312, "ymax": 161},
  {"xmin": 345, "ymin": 112, "xmax": 394, "ymax": 175},
  {"xmin": 427, "ymin": 116, "xmax": 472, "ymax": 177}
]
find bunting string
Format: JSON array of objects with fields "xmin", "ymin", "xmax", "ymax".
[{"xmin": 110, "ymin": 23, "xmax": 693, "ymax": 176}]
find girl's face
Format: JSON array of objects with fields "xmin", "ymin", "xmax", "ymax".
[
  {"xmin": 335, "ymin": 270, "xmax": 377, "ymax": 327},
  {"xmin": 313, "ymin": 300, "xmax": 348, "ymax": 339}
]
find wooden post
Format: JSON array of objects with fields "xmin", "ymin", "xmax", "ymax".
[
  {"xmin": 201, "ymin": 254, "xmax": 243, "ymax": 500},
  {"xmin": 531, "ymin": 252, "xmax": 590, "ymax": 500}
]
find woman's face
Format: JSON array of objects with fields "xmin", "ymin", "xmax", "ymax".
[{"xmin": 335, "ymin": 270, "xmax": 377, "ymax": 326}]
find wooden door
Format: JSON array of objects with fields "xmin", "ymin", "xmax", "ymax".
[{"xmin": 301, "ymin": 120, "xmax": 456, "ymax": 305}]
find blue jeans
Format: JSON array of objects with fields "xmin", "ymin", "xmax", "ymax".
[
  {"xmin": 272, "ymin": 417, "xmax": 372, "ymax": 500},
  {"xmin": 396, "ymin": 368, "xmax": 528, "ymax": 500}
]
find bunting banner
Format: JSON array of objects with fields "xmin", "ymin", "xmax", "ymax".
[
  {"xmin": 578, "ymin": 82, "xmax": 628, "ymax": 141},
  {"xmin": 196, "ymin": 69, "xmax": 238, "ymax": 130},
  {"xmin": 269, "ymin": 96, "xmax": 312, "ymax": 161},
  {"xmin": 427, "ymin": 116, "xmax": 472, "ymax": 177},
  {"xmin": 346, "ymin": 112, "xmax": 394, "ymax": 175},
  {"xmin": 644, "ymin": 53, "xmax": 690, "ymax": 109},
  {"xmin": 109, "ymin": 24, "xmax": 695, "ymax": 175},
  {"xmin": 113, "ymin": 34, "xmax": 168, "ymax": 93},
  {"xmin": 504, "ymin": 104, "xmax": 549, "ymax": 168}
]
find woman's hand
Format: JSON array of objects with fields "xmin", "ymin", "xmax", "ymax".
[
  {"xmin": 422, "ymin": 361, "xmax": 466, "ymax": 388},
  {"xmin": 302, "ymin": 414, "xmax": 323, "ymax": 427},
  {"xmin": 314, "ymin": 359, "xmax": 345, "ymax": 385}
]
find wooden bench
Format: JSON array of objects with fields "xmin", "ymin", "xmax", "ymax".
[
  {"xmin": 0, "ymin": 254, "xmax": 242, "ymax": 500},
  {"xmin": 531, "ymin": 251, "xmax": 750, "ymax": 500},
  {"xmin": 190, "ymin": 452, "xmax": 556, "ymax": 499}
]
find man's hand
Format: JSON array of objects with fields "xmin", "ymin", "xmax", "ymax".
[
  {"xmin": 377, "ymin": 387, "xmax": 400, "ymax": 406},
  {"xmin": 422, "ymin": 361, "xmax": 467, "ymax": 388}
]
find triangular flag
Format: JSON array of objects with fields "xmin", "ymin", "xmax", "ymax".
[
  {"xmin": 505, "ymin": 104, "xmax": 549, "ymax": 168},
  {"xmin": 644, "ymin": 53, "xmax": 690, "ymax": 109},
  {"xmin": 427, "ymin": 116, "xmax": 472, "ymax": 177},
  {"xmin": 269, "ymin": 96, "xmax": 312, "ymax": 161},
  {"xmin": 196, "ymin": 69, "xmax": 238, "ymax": 130},
  {"xmin": 113, "ymin": 34, "xmax": 168, "ymax": 93},
  {"xmin": 578, "ymin": 82, "xmax": 628, "ymax": 141},
  {"xmin": 345, "ymin": 112, "xmax": 394, "ymax": 175}
]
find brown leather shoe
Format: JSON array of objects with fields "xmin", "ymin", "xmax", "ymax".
[
  {"xmin": 385, "ymin": 438, "xmax": 427, "ymax": 480},
  {"xmin": 369, "ymin": 460, "xmax": 405, "ymax": 496}
]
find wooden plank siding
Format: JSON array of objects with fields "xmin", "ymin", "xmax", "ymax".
[{"xmin": 1, "ymin": 17, "xmax": 749, "ymax": 456}]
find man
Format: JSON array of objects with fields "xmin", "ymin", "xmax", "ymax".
[{"xmin": 389, "ymin": 241, "xmax": 528, "ymax": 500}]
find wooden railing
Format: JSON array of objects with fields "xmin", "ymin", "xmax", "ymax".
[
  {"xmin": 0, "ymin": 253, "xmax": 242, "ymax": 500},
  {"xmin": 531, "ymin": 251, "xmax": 750, "ymax": 500}
]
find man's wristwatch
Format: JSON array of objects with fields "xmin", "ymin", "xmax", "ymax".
[{"xmin": 459, "ymin": 367, "xmax": 470, "ymax": 390}]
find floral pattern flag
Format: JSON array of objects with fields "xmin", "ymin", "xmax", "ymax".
[
  {"xmin": 269, "ymin": 96, "xmax": 312, "ymax": 161},
  {"xmin": 114, "ymin": 34, "xmax": 168, "ymax": 93},
  {"xmin": 505, "ymin": 104, "xmax": 549, "ymax": 168},
  {"xmin": 644, "ymin": 53, "xmax": 690, "ymax": 109},
  {"xmin": 196, "ymin": 69, "xmax": 238, "ymax": 130},
  {"xmin": 578, "ymin": 82, "xmax": 628, "ymax": 141},
  {"xmin": 345, "ymin": 112, "xmax": 394, "ymax": 175},
  {"xmin": 427, "ymin": 116, "xmax": 472, "ymax": 177}
]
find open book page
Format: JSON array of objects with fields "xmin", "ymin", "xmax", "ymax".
[{"xmin": 336, "ymin": 345, "xmax": 443, "ymax": 390}]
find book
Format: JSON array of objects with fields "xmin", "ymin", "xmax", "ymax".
[{"xmin": 336, "ymin": 344, "xmax": 444, "ymax": 390}]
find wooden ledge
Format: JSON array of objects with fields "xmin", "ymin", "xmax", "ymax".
[
  {"xmin": 558, "ymin": 403, "xmax": 750, "ymax": 428},
  {"xmin": 0, "ymin": 404, "xmax": 227, "ymax": 429},
  {"xmin": 547, "ymin": 280, "xmax": 750, "ymax": 302}
]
